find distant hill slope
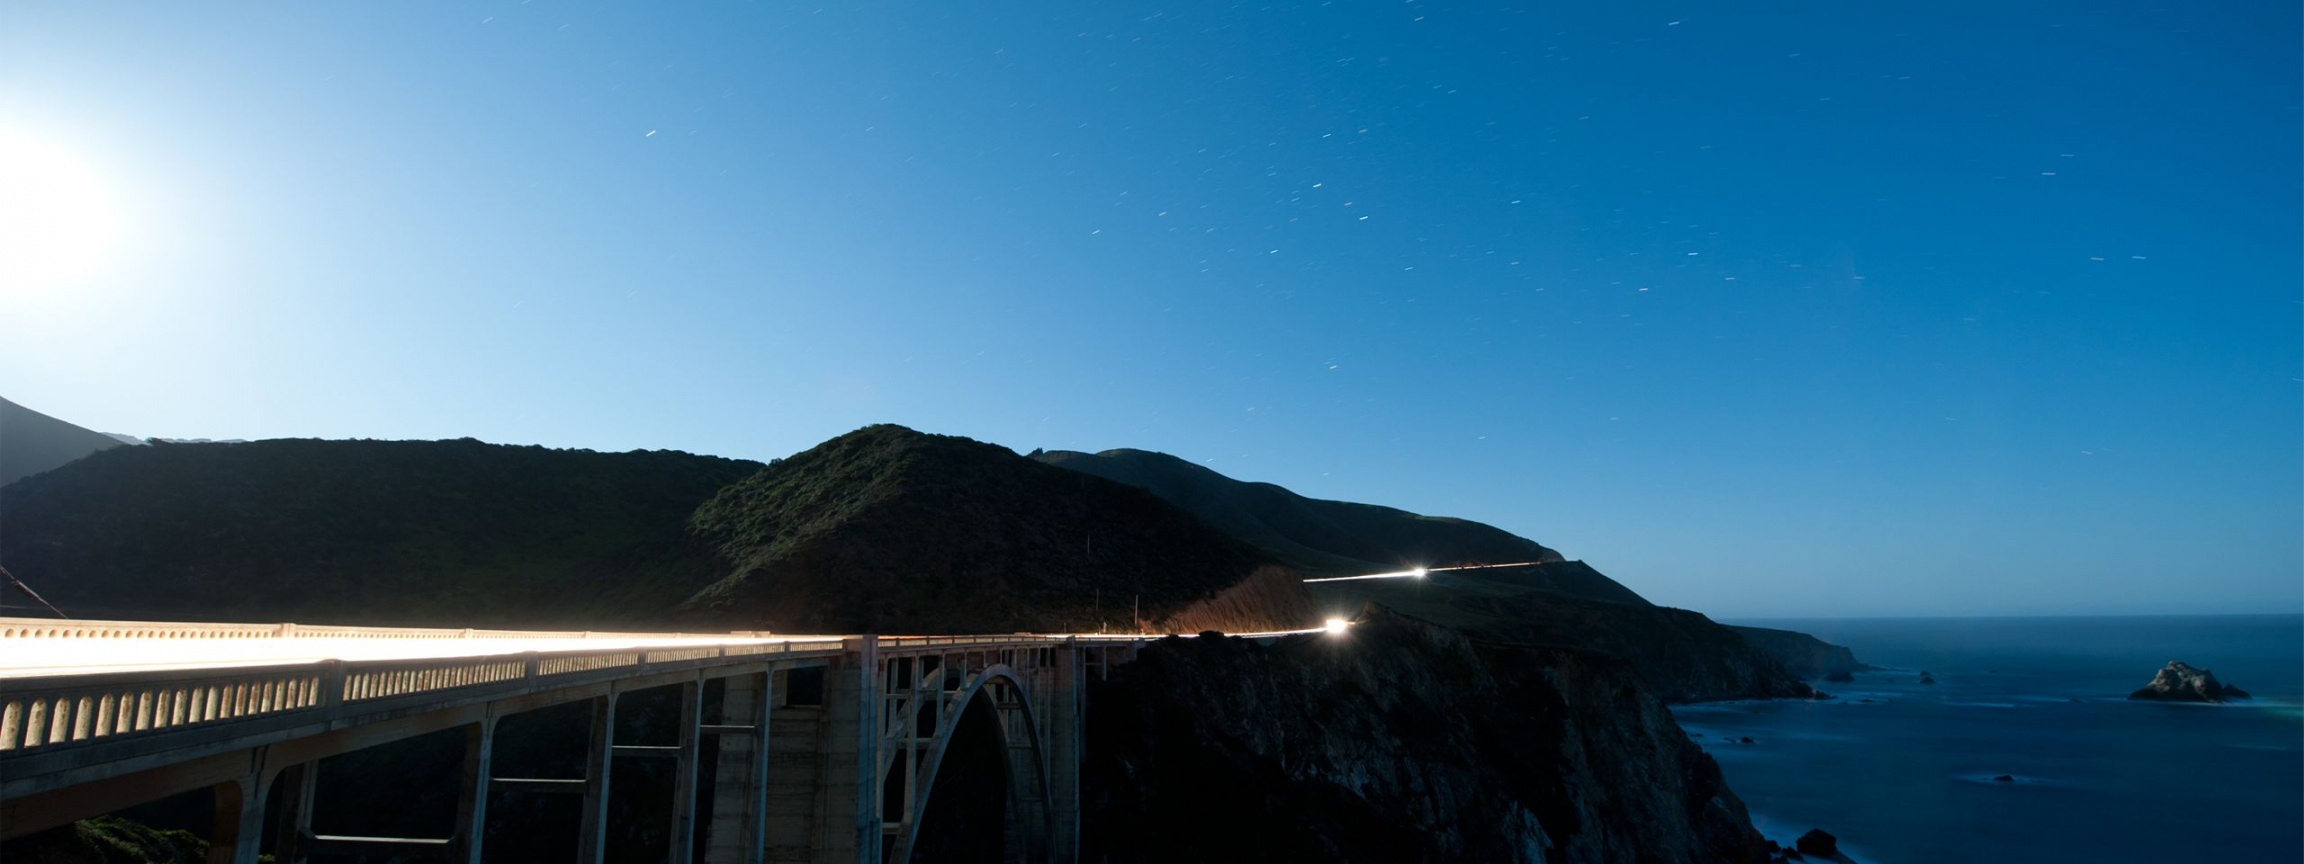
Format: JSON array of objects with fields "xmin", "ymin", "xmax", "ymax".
[
  {"xmin": 0, "ymin": 396, "xmax": 131, "ymax": 487},
  {"xmin": 0, "ymin": 438, "xmax": 761, "ymax": 625},
  {"xmin": 1034, "ymin": 448, "xmax": 1567, "ymax": 576},
  {"xmin": 684, "ymin": 425, "xmax": 1311, "ymax": 634}
]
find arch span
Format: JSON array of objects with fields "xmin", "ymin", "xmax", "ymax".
[{"xmin": 883, "ymin": 663, "xmax": 1053, "ymax": 864}]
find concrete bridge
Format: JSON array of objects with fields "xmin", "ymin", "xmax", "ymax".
[{"xmin": 0, "ymin": 617, "xmax": 1201, "ymax": 864}]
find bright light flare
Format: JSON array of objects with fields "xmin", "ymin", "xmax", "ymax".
[
  {"xmin": 1303, "ymin": 561, "xmax": 1552, "ymax": 584},
  {"xmin": 1303, "ymin": 567, "xmax": 1429, "ymax": 583},
  {"xmin": 0, "ymin": 129, "xmax": 120, "ymax": 295},
  {"xmin": 1323, "ymin": 617, "xmax": 1350, "ymax": 635}
]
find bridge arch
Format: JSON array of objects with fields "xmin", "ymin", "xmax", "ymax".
[{"xmin": 884, "ymin": 662, "xmax": 1053, "ymax": 864}]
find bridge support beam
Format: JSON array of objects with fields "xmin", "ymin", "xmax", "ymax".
[
  {"xmin": 273, "ymin": 760, "xmax": 318, "ymax": 864},
  {"xmin": 1047, "ymin": 644, "xmax": 1083, "ymax": 864},
  {"xmin": 577, "ymin": 693, "xmax": 618, "ymax": 864},
  {"xmin": 849, "ymin": 636, "xmax": 879, "ymax": 864},
  {"xmin": 450, "ymin": 718, "xmax": 495, "ymax": 864},
  {"xmin": 671, "ymin": 678, "xmax": 704, "ymax": 863}
]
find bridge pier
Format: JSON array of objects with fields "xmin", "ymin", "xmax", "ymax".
[
  {"xmin": 705, "ymin": 672, "xmax": 775, "ymax": 864},
  {"xmin": 205, "ymin": 772, "xmax": 266, "ymax": 864}
]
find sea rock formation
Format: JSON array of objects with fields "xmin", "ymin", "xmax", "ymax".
[
  {"xmin": 1082, "ymin": 606, "xmax": 1775, "ymax": 862},
  {"xmin": 2128, "ymin": 661, "xmax": 2252, "ymax": 703},
  {"xmin": 1793, "ymin": 828, "xmax": 1854, "ymax": 862}
]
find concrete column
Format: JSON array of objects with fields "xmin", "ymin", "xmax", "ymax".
[
  {"xmin": 763, "ymin": 669, "xmax": 830, "ymax": 863},
  {"xmin": 852, "ymin": 637, "xmax": 879, "ymax": 864},
  {"xmin": 1047, "ymin": 643, "xmax": 1084, "ymax": 864},
  {"xmin": 577, "ymin": 693, "xmax": 618, "ymax": 864},
  {"xmin": 451, "ymin": 718, "xmax": 496, "ymax": 864},
  {"xmin": 670, "ymin": 678, "xmax": 704, "ymax": 864},
  {"xmin": 273, "ymin": 761, "xmax": 319, "ymax": 864},
  {"xmin": 206, "ymin": 773, "xmax": 266, "ymax": 864},
  {"xmin": 705, "ymin": 672, "xmax": 774, "ymax": 864},
  {"xmin": 812, "ymin": 638, "xmax": 878, "ymax": 864}
]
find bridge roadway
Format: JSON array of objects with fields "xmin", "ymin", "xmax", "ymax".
[{"xmin": 0, "ymin": 617, "xmax": 1316, "ymax": 864}]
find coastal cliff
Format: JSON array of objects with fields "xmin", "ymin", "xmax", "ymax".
[
  {"xmin": 1083, "ymin": 607, "xmax": 1770, "ymax": 863},
  {"xmin": 1725, "ymin": 626, "xmax": 1867, "ymax": 680}
]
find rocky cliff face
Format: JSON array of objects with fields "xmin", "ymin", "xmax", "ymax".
[{"xmin": 1083, "ymin": 607, "xmax": 1771, "ymax": 863}]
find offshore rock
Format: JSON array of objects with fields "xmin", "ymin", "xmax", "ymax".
[
  {"xmin": 1794, "ymin": 828, "xmax": 1853, "ymax": 862},
  {"xmin": 1082, "ymin": 605, "xmax": 1774, "ymax": 863},
  {"xmin": 2128, "ymin": 661, "xmax": 2251, "ymax": 703}
]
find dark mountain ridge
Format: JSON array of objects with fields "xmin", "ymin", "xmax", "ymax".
[
  {"xmin": 0, "ymin": 427, "xmax": 1318, "ymax": 635},
  {"xmin": 0, "ymin": 396, "xmax": 131, "ymax": 487},
  {"xmin": 1035, "ymin": 447, "xmax": 1566, "ymax": 576},
  {"xmin": 0, "ymin": 437, "xmax": 759, "ymax": 626}
]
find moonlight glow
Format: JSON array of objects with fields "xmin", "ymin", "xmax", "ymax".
[{"xmin": 0, "ymin": 129, "xmax": 119, "ymax": 295}]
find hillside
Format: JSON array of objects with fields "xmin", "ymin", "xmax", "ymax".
[
  {"xmin": 1034, "ymin": 448, "xmax": 1566, "ymax": 577},
  {"xmin": 0, "ymin": 438, "xmax": 761, "ymax": 626},
  {"xmin": 683, "ymin": 425, "xmax": 1312, "ymax": 634},
  {"xmin": 0, "ymin": 396, "xmax": 131, "ymax": 487}
]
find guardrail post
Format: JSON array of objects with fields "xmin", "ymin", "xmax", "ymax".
[{"xmin": 577, "ymin": 692, "xmax": 618, "ymax": 864}]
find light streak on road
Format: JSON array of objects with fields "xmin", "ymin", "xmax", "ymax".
[
  {"xmin": 1302, "ymin": 567, "xmax": 1427, "ymax": 583},
  {"xmin": 1, "ymin": 625, "xmax": 1352, "ymax": 679},
  {"xmin": 1300, "ymin": 560, "xmax": 1550, "ymax": 584}
]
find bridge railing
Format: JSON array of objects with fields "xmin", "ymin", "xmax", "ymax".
[
  {"xmin": 0, "ymin": 639, "xmax": 845, "ymax": 755},
  {"xmin": 0, "ymin": 616, "xmax": 773, "ymax": 641}
]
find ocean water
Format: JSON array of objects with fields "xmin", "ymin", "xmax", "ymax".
[{"xmin": 1676, "ymin": 616, "xmax": 2303, "ymax": 863}]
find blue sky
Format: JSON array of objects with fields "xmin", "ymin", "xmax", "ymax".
[{"xmin": 2, "ymin": 2, "xmax": 2296, "ymax": 616}]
